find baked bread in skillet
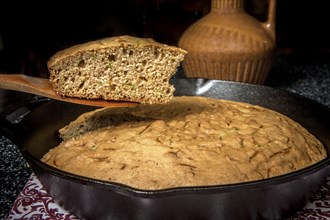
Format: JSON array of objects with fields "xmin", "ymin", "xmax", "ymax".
[
  {"xmin": 47, "ymin": 35, "xmax": 187, "ymax": 104},
  {"xmin": 41, "ymin": 96, "xmax": 327, "ymax": 190}
]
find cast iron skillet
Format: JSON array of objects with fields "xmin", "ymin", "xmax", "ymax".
[{"xmin": 2, "ymin": 79, "xmax": 330, "ymax": 220}]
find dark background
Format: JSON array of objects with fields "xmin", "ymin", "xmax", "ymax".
[{"xmin": 0, "ymin": 0, "xmax": 329, "ymax": 77}]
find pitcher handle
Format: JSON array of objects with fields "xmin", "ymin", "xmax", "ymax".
[{"xmin": 262, "ymin": 0, "xmax": 276, "ymax": 42}]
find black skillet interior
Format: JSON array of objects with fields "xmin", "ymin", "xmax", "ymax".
[{"xmin": 4, "ymin": 79, "xmax": 330, "ymax": 220}]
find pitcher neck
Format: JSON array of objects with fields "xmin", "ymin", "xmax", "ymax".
[{"xmin": 211, "ymin": 0, "xmax": 245, "ymax": 10}]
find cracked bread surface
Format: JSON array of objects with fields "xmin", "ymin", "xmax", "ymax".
[
  {"xmin": 41, "ymin": 96, "xmax": 327, "ymax": 190},
  {"xmin": 48, "ymin": 35, "xmax": 187, "ymax": 104}
]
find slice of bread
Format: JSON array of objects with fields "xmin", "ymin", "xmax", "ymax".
[{"xmin": 48, "ymin": 35, "xmax": 187, "ymax": 104}]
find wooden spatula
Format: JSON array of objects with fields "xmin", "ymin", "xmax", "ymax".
[{"xmin": 0, "ymin": 74, "xmax": 139, "ymax": 107}]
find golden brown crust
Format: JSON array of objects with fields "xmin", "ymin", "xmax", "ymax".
[{"xmin": 41, "ymin": 96, "xmax": 327, "ymax": 190}]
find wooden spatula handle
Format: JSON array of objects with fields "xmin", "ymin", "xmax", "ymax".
[
  {"xmin": 0, "ymin": 74, "xmax": 56, "ymax": 98},
  {"xmin": 0, "ymin": 74, "xmax": 138, "ymax": 107}
]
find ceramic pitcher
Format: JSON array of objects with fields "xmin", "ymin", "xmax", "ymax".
[{"xmin": 178, "ymin": 0, "xmax": 276, "ymax": 84}]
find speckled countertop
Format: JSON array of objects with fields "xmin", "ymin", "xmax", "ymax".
[{"xmin": 0, "ymin": 53, "xmax": 329, "ymax": 219}]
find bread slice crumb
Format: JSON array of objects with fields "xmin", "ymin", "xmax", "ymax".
[{"xmin": 48, "ymin": 35, "xmax": 187, "ymax": 104}]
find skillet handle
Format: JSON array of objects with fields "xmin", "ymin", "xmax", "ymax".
[{"xmin": 0, "ymin": 96, "xmax": 51, "ymax": 143}]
